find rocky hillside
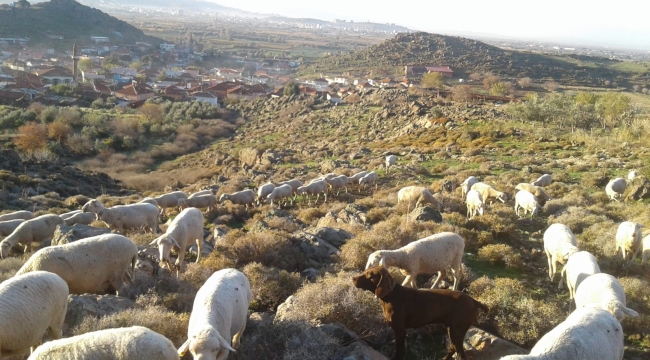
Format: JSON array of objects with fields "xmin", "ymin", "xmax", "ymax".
[{"xmin": 299, "ymin": 32, "xmax": 625, "ymax": 84}]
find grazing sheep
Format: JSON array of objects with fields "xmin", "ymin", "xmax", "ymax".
[
  {"xmin": 642, "ymin": 234, "xmax": 650, "ymax": 265},
  {"xmin": 219, "ymin": 189, "xmax": 256, "ymax": 209},
  {"xmin": 189, "ymin": 190, "xmax": 214, "ymax": 198},
  {"xmin": 138, "ymin": 197, "xmax": 158, "ymax": 207},
  {"xmin": 0, "ymin": 219, "xmax": 24, "ymax": 237},
  {"xmin": 461, "ymin": 176, "xmax": 479, "ymax": 200},
  {"xmin": 296, "ymin": 179, "xmax": 328, "ymax": 205},
  {"xmin": 531, "ymin": 174, "xmax": 552, "ymax": 187},
  {"xmin": 365, "ymin": 232, "xmax": 465, "ymax": 290},
  {"xmin": 255, "ymin": 182, "xmax": 276, "ymax": 205},
  {"xmin": 278, "ymin": 179, "xmax": 303, "ymax": 199},
  {"xmin": 348, "ymin": 171, "xmax": 369, "ymax": 191},
  {"xmin": 0, "ymin": 210, "xmax": 34, "ymax": 222},
  {"xmin": 178, "ymin": 269, "xmax": 252, "ymax": 360},
  {"xmin": 543, "ymin": 223, "xmax": 579, "ymax": 283},
  {"xmin": 0, "ymin": 271, "xmax": 68, "ymax": 358},
  {"xmin": 615, "ymin": 221, "xmax": 643, "ymax": 262},
  {"xmin": 515, "ymin": 183, "xmax": 552, "ymax": 206},
  {"xmin": 82, "ymin": 199, "xmax": 159, "ymax": 235},
  {"xmin": 266, "ymin": 184, "xmax": 294, "ymax": 207},
  {"xmin": 326, "ymin": 175, "xmax": 348, "ymax": 196},
  {"xmin": 397, "ymin": 186, "xmax": 442, "ymax": 213},
  {"xmin": 385, "ymin": 155, "xmax": 397, "ymax": 172},
  {"xmin": 150, "ymin": 208, "xmax": 204, "ymax": 275},
  {"xmin": 0, "ymin": 214, "xmax": 64, "ymax": 258},
  {"xmin": 16, "ymin": 233, "xmax": 138, "ymax": 296},
  {"xmin": 574, "ymin": 273, "xmax": 639, "ymax": 322},
  {"xmin": 178, "ymin": 195, "xmax": 218, "ymax": 213},
  {"xmin": 28, "ymin": 326, "xmax": 179, "ymax": 360},
  {"xmin": 514, "ymin": 190, "xmax": 540, "ymax": 218},
  {"xmin": 500, "ymin": 308, "xmax": 624, "ymax": 360},
  {"xmin": 59, "ymin": 210, "xmax": 82, "ymax": 220},
  {"xmin": 359, "ymin": 171, "xmax": 379, "ymax": 191},
  {"xmin": 470, "ymin": 182, "xmax": 507, "ymax": 204},
  {"xmin": 465, "ymin": 189, "xmax": 484, "ymax": 219},
  {"xmin": 559, "ymin": 251, "xmax": 600, "ymax": 308},
  {"xmin": 153, "ymin": 191, "xmax": 189, "ymax": 216},
  {"xmin": 628, "ymin": 170, "xmax": 638, "ymax": 181},
  {"xmin": 315, "ymin": 173, "xmax": 338, "ymax": 182},
  {"xmin": 605, "ymin": 178, "xmax": 626, "ymax": 202},
  {"xmin": 63, "ymin": 212, "xmax": 97, "ymax": 226}
]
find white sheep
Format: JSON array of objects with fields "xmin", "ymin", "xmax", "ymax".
[
  {"xmin": 574, "ymin": 273, "xmax": 639, "ymax": 322},
  {"xmin": 266, "ymin": 184, "xmax": 294, "ymax": 207},
  {"xmin": 82, "ymin": 199, "xmax": 160, "ymax": 234},
  {"xmin": 0, "ymin": 219, "xmax": 24, "ymax": 237},
  {"xmin": 605, "ymin": 178, "xmax": 626, "ymax": 202},
  {"xmin": 470, "ymin": 182, "xmax": 507, "ymax": 204},
  {"xmin": 365, "ymin": 232, "xmax": 465, "ymax": 290},
  {"xmin": 515, "ymin": 183, "xmax": 552, "ymax": 205},
  {"xmin": 514, "ymin": 190, "xmax": 540, "ymax": 218},
  {"xmin": 543, "ymin": 223, "xmax": 579, "ymax": 283},
  {"xmin": 461, "ymin": 176, "xmax": 479, "ymax": 199},
  {"xmin": 500, "ymin": 308, "xmax": 624, "ymax": 360},
  {"xmin": 347, "ymin": 171, "xmax": 368, "ymax": 191},
  {"xmin": 0, "ymin": 214, "xmax": 63, "ymax": 258},
  {"xmin": 278, "ymin": 179, "xmax": 303, "ymax": 199},
  {"xmin": 178, "ymin": 195, "xmax": 218, "ymax": 213},
  {"xmin": 359, "ymin": 171, "xmax": 378, "ymax": 191},
  {"xmin": 63, "ymin": 212, "xmax": 97, "ymax": 226},
  {"xmin": 531, "ymin": 173, "xmax": 552, "ymax": 187},
  {"xmin": 189, "ymin": 189, "xmax": 214, "ymax": 198},
  {"xmin": 16, "ymin": 233, "xmax": 138, "ymax": 296},
  {"xmin": 0, "ymin": 271, "xmax": 68, "ymax": 358},
  {"xmin": 28, "ymin": 326, "xmax": 180, "ymax": 360},
  {"xmin": 58, "ymin": 210, "xmax": 82, "ymax": 220},
  {"xmin": 397, "ymin": 186, "xmax": 442, "ymax": 213},
  {"xmin": 178, "ymin": 268, "xmax": 252, "ymax": 360},
  {"xmin": 385, "ymin": 155, "xmax": 397, "ymax": 172},
  {"xmin": 150, "ymin": 207, "xmax": 204, "ymax": 275},
  {"xmin": 326, "ymin": 175, "xmax": 348, "ymax": 196},
  {"xmin": 615, "ymin": 221, "xmax": 643, "ymax": 262},
  {"xmin": 296, "ymin": 179, "xmax": 328, "ymax": 205},
  {"xmin": 138, "ymin": 197, "xmax": 159, "ymax": 207},
  {"xmin": 628, "ymin": 170, "xmax": 638, "ymax": 181},
  {"xmin": 465, "ymin": 189, "xmax": 484, "ymax": 219},
  {"xmin": 255, "ymin": 182, "xmax": 276, "ymax": 205},
  {"xmin": 559, "ymin": 251, "xmax": 600, "ymax": 307},
  {"xmin": 0, "ymin": 210, "xmax": 34, "ymax": 222},
  {"xmin": 153, "ymin": 191, "xmax": 189, "ymax": 216},
  {"xmin": 219, "ymin": 189, "xmax": 256, "ymax": 209},
  {"xmin": 642, "ymin": 233, "xmax": 650, "ymax": 265}
]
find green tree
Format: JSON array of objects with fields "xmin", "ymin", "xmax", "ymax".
[
  {"xmin": 574, "ymin": 92, "xmax": 599, "ymax": 105},
  {"xmin": 420, "ymin": 72, "xmax": 446, "ymax": 89},
  {"xmin": 15, "ymin": 0, "xmax": 30, "ymax": 8},
  {"xmin": 283, "ymin": 83, "xmax": 300, "ymax": 97},
  {"xmin": 129, "ymin": 62, "xmax": 142, "ymax": 71},
  {"xmin": 77, "ymin": 58, "xmax": 94, "ymax": 72},
  {"xmin": 489, "ymin": 82, "xmax": 509, "ymax": 96},
  {"xmin": 596, "ymin": 92, "xmax": 631, "ymax": 128}
]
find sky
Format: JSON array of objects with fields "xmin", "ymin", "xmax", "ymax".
[{"xmin": 211, "ymin": 0, "xmax": 650, "ymax": 51}]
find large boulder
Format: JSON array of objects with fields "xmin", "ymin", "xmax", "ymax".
[
  {"xmin": 457, "ymin": 327, "xmax": 528, "ymax": 360},
  {"xmin": 304, "ymin": 227, "xmax": 353, "ymax": 248},
  {"xmin": 410, "ymin": 206, "xmax": 443, "ymax": 223},
  {"xmin": 321, "ymin": 159, "xmax": 340, "ymax": 173},
  {"xmin": 239, "ymin": 147, "xmax": 260, "ymax": 167},
  {"xmin": 625, "ymin": 175, "xmax": 650, "ymax": 201},
  {"xmin": 296, "ymin": 232, "xmax": 340, "ymax": 266},
  {"xmin": 338, "ymin": 342, "xmax": 389, "ymax": 360},
  {"xmin": 64, "ymin": 294, "xmax": 134, "ymax": 334},
  {"xmin": 51, "ymin": 224, "xmax": 112, "ymax": 246}
]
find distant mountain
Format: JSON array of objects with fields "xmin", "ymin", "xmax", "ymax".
[
  {"xmin": 299, "ymin": 32, "xmax": 627, "ymax": 84},
  {"xmin": 75, "ymin": 0, "xmax": 259, "ymax": 16},
  {"xmin": 0, "ymin": 0, "xmax": 160, "ymax": 46}
]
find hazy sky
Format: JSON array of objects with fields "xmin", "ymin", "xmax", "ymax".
[{"xmin": 213, "ymin": 0, "xmax": 650, "ymax": 51}]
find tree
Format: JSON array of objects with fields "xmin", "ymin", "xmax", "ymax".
[
  {"xmin": 47, "ymin": 122, "xmax": 71, "ymax": 143},
  {"xmin": 138, "ymin": 103, "xmax": 164, "ymax": 124},
  {"xmin": 469, "ymin": 73, "xmax": 482, "ymax": 82},
  {"xmin": 544, "ymin": 81, "xmax": 560, "ymax": 92},
  {"xmin": 130, "ymin": 62, "xmax": 142, "ymax": 71},
  {"xmin": 643, "ymin": 88, "xmax": 649, "ymax": 95},
  {"xmin": 15, "ymin": 0, "xmax": 30, "ymax": 8},
  {"xmin": 77, "ymin": 58, "xmax": 94, "ymax": 72},
  {"xmin": 420, "ymin": 72, "xmax": 446, "ymax": 89},
  {"xmin": 633, "ymin": 85, "xmax": 642, "ymax": 92},
  {"xmin": 483, "ymin": 75, "xmax": 500, "ymax": 90},
  {"xmin": 283, "ymin": 83, "xmax": 300, "ymax": 97},
  {"xmin": 489, "ymin": 82, "xmax": 509, "ymax": 96},
  {"xmin": 517, "ymin": 77, "xmax": 532, "ymax": 89},
  {"xmin": 451, "ymin": 85, "xmax": 473, "ymax": 104},
  {"xmin": 574, "ymin": 92, "xmax": 599, "ymax": 105},
  {"xmin": 596, "ymin": 92, "xmax": 631, "ymax": 128},
  {"xmin": 14, "ymin": 123, "xmax": 47, "ymax": 152}
]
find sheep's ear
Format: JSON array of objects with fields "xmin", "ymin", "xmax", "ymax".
[
  {"xmin": 218, "ymin": 333, "xmax": 236, "ymax": 352},
  {"xmin": 149, "ymin": 237, "xmax": 159, "ymax": 246},
  {"xmin": 374, "ymin": 269, "xmax": 392, "ymax": 298},
  {"xmin": 177, "ymin": 339, "xmax": 191, "ymax": 356},
  {"xmin": 169, "ymin": 236, "xmax": 180, "ymax": 249}
]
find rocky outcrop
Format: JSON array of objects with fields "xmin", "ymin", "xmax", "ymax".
[
  {"xmin": 51, "ymin": 224, "xmax": 112, "ymax": 246},
  {"xmin": 64, "ymin": 294, "xmax": 134, "ymax": 334}
]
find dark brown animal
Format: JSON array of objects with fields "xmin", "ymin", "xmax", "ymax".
[{"xmin": 352, "ymin": 266, "xmax": 488, "ymax": 360}]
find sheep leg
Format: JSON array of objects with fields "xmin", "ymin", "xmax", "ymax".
[
  {"xmin": 324, "ymin": 192, "xmax": 327, "ymax": 203},
  {"xmin": 545, "ymin": 250, "xmax": 554, "ymax": 281},
  {"xmin": 431, "ymin": 270, "xmax": 446, "ymax": 289},
  {"xmin": 195, "ymin": 239, "xmax": 202, "ymax": 263},
  {"xmin": 401, "ymin": 274, "xmax": 414, "ymax": 288},
  {"xmin": 232, "ymin": 322, "xmax": 247, "ymax": 350}
]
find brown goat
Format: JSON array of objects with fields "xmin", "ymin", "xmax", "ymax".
[{"xmin": 352, "ymin": 266, "xmax": 488, "ymax": 360}]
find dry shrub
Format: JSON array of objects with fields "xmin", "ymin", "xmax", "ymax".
[
  {"xmin": 277, "ymin": 271, "xmax": 391, "ymax": 344},
  {"xmin": 129, "ymin": 232, "xmax": 158, "ymax": 247},
  {"xmin": 477, "ymin": 244, "xmax": 524, "ymax": 269},
  {"xmin": 65, "ymin": 194, "xmax": 91, "ymax": 208},
  {"xmin": 297, "ymin": 207, "xmax": 326, "ymax": 225},
  {"xmin": 576, "ymin": 220, "xmax": 617, "ymax": 261},
  {"xmin": 618, "ymin": 277, "xmax": 650, "ymax": 335},
  {"xmin": 72, "ymin": 304, "xmax": 189, "ymax": 346},
  {"xmin": 546, "ymin": 206, "xmax": 609, "ymax": 235},
  {"xmin": 243, "ymin": 262, "xmax": 303, "ymax": 312},
  {"xmin": 469, "ymin": 277, "xmax": 563, "ymax": 347},
  {"xmin": 267, "ymin": 217, "xmax": 301, "ymax": 233},
  {"xmin": 121, "ymin": 271, "xmax": 198, "ymax": 313},
  {"xmin": 366, "ymin": 206, "xmax": 392, "ymax": 224},
  {"xmin": 179, "ymin": 262, "xmax": 213, "ymax": 289},
  {"xmin": 0, "ymin": 257, "xmax": 25, "ymax": 283},
  {"xmin": 232, "ymin": 320, "xmax": 338, "ymax": 360}
]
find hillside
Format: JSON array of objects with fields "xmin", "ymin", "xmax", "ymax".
[
  {"xmin": 299, "ymin": 32, "xmax": 629, "ymax": 85},
  {"xmin": 76, "ymin": 0, "xmax": 256, "ymax": 16},
  {"xmin": 0, "ymin": 0, "xmax": 160, "ymax": 46}
]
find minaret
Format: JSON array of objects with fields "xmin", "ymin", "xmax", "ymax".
[{"xmin": 71, "ymin": 42, "xmax": 78, "ymax": 85}]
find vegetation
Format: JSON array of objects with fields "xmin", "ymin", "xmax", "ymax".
[{"xmin": 420, "ymin": 72, "xmax": 446, "ymax": 89}]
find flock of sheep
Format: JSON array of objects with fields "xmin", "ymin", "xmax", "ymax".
[{"xmin": 0, "ymin": 153, "xmax": 646, "ymax": 359}]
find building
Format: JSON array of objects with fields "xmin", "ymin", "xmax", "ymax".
[
  {"xmin": 115, "ymin": 82, "xmax": 155, "ymax": 101},
  {"xmin": 192, "ymin": 92, "xmax": 219, "ymax": 106},
  {"xmin": 90, "ymin": 36, "xmax": 109, "ymax": 43},
  {"xmin": 405, "ymin": 65, "xmax": 454, "ymax": 78},
  {"xmin": 35, "ymin": 66, "xmax": 74, "ymax": 85},
  {"xmin": 160, "ymin": 43, "xmax": 176, "ymax": 52}
]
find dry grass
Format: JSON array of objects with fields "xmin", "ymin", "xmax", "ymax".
[
  {"xmin": 477, "ymin": 244, "xmax": 524, "ymax": 269},
  {"xmin": 0, "ymin": 257, "xmax": 25, "ymax": 283},
  {"xmin": 243, "ymin": 262, "xmax": 303, "ymax": 312}
]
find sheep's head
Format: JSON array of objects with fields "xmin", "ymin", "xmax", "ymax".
[
  {"xmin": 218, "ymin": 194, "xmax": 229, "ymax": 203},
  {"xmin": 365, "ymin": 250, "xmax": 387, "ymax": 270},
  {"xmin": 0, "ymin": 240, "xmax": 11, "ymax": 259},
  {"xmin": 178, "ymin": 327, "xmax": 234, "ymax": 360},
  {"xmin": 81, "ymin": 199, "xmax": 102, "ymax": 213},
  {"xmin": 605, "ymin": 301, "xmax": 639, "ymax": 322},
  {"xmin": 496, "ymin": 192, "xmax": 508, "ymax": 203},
  {"xmin": 478, "ymin": 203, "xmax": 485, "ymax": 216},
  {"xmin": 296, "ymin": 186, "xmax": 306, "ymax": 195},
  {"xmin": 150, "ymin": 235, "xmax": 180, "ymax": 265}
]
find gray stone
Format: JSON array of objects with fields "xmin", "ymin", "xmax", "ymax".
[
  {"xmin": 275, "ymin": 295, "xmax": 296, "ymax": 322},
  {"xmin": 317, "ymin": 322, "xmax": 359, "ymax": 344},
  {"xmin": 64, "ymin": 294, "xmax": 134, "ymax": 334},
  {"xmin": 304, "ymin": 227, "xmax": 353, "ymax": 248},
  {"xmin": 321, "ymin": 159, "xmax": 340, "ymax": 173},
  {"xmin": 339, "ymin": 342, "xmax": 389, "ymax": 360},
  {"xmin": 410, "ymin": 206, "xmax": 443, "ymax": 223},
  {"xmin": 297, "ymin": 232, "xmax": 340, "ymax": 263},
  {"xmin": 457, "ymin": 327, "xmax": 528, "ymax": 360},
  {"xmin": 51, "ymin": 224, "xmax": 112, "ymax": 246}
]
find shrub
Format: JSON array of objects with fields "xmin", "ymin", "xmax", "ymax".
[
  {"xmin": 0, "ymin": 257, "xmax": 25, "ymax": 283},
  {"xmin": 243, "ymin": 262, "xmax": 302, "ymax": 312},
  {"xmin": 469, "ymin": 277, "xmax": 563, "ymax": 347},
  {"xmin": 477, "ymin": 244, "xmax": 524, "ymax": 269},
  {"xmin": 618, "ymin": 277, "xmax": 650, "ymax": 335},
  {"xmin": 14, "ymin": 123, "xmax": 48, "ymax": 152},
  {"xmin": 47, "ymin": 122, "xmax": 71, "ymax": 143}
]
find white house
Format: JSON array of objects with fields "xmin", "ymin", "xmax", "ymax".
[
  {"xmin": 192, "ymin": 92, "xmax": 219, "ymax": 106},
  {"xmin": 327, "ymin": 93, "xmax": 341, "ymax": 104},
  {"xmin": 109, "ymin": 67, "xmax": 138, "ymax": 77},
  {"xmin": 90, "ymin": 36, "xmax": 109, "ymax": 43},
  {"xmin": 81, "ymin": 71, "xmax": 105, "ymax": 82},
  {"xmin": 160, "ymin": 43, "xmax": 176, "ymax": 52}
]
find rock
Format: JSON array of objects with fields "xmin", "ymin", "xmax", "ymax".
[
  {"xmin": 625, "ymin": 175, "xmax": 650, "ymax": 201},
  {"xmin": 212, "ymin": 225, "xmax": 230, "ymax": 246},
  {"xmin": 260, "ymin": 149, "xmax": 282, "ymax": 165},
  {"xmin": 321, "ymin": 159, "xmax": 340, "ymax": 173},
  {"xmin": 318, "ymin": 209, "xmax": 367, "ymax": 227},
  {"xmin": 317, "ymin": 322, "xmax": 359, "ymax": 344},
  {"xmin": 297, "ymin": 232, "xmax": 340, "ymax": 264},
  {"xmin": 246, "ymin": 311, "xmax": 275, "ymax": 332},
  {"xmin": 409, "ymin": 206, "xmax": 443, "ymax": 223},
  {"xmin": 275, "ymin": 295, "xmax": 296, "ymax": 322},
  {"xmin": 64, "ymin": 294, "xmax": 134, "ymax": 334},
  {"xmin": 249, "ymin": 220, "xmax": 270, "ymax": 233},
  {"xmin": 338, "ymin": 341, "xmax": 389, "ymax": 360},
  {"xmin": 304, "ymin": 227, "xmax": 353, "ymax": 248},
  {"xmin": 51, "ymin": 224, "xmax": 112, "ymax": 246},
  {"xmin": 456, "ymin": 327, "xmax": 527, "ymax": 360},
  {"xmin": 239, "ymin": 147, "xmax": 260, "ymax": 167},
  {"xmin": 188, "ymin": 240, "xmax": 214, "ymax": 258},
  {"xmin": 301, "ymin": 268, "xmax": 320, "ymax": 282}
]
